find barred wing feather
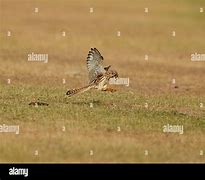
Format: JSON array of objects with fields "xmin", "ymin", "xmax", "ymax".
[{"xmin": 87, "ymin": 48, "xmax": 106, "ymax": 82}]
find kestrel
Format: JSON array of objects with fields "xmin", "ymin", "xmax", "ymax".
[{"xmin": 66, "ymin": 48, "xmax": 118, "ymax": 97}]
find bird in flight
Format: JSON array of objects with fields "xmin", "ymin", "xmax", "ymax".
[{"xmin": 66, "ymin": 48, "xmax": 118, "ymax": 97}]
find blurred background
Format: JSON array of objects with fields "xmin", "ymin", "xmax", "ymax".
[{"xmin": 1, "ymin": 0, "xmax": 205, "ymax": 93}]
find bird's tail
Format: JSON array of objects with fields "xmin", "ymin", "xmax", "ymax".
[{"xmin": 66, "ymin": 84, "xmax": 93, "ymax": 97}]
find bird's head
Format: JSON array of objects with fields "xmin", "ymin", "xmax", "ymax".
[{"xmin": 107, "ymin": 70, "xmax": 119, "ymax": 79}]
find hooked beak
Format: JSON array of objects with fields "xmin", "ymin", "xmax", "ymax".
[{"xmin": 114, "ymin": 72, "xmax": 119, "ymax": 79}]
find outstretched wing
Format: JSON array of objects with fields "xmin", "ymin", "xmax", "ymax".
[{"xmin": 87, "ymin": 48, "xmax": 106, "ymax": 82}]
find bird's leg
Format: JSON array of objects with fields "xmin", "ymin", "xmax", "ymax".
[{"xmin": 102, "ymin": 87, "xmax": 117, "ymax": 92}]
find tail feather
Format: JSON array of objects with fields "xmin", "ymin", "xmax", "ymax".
[{"xmin": 66, "ymin": 85, "xmax": 92, "ymax": 97}]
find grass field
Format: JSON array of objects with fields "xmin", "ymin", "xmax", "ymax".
[{"xmin": 0, "ymin": 0, "xmax": 205, "ymax": 162}]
